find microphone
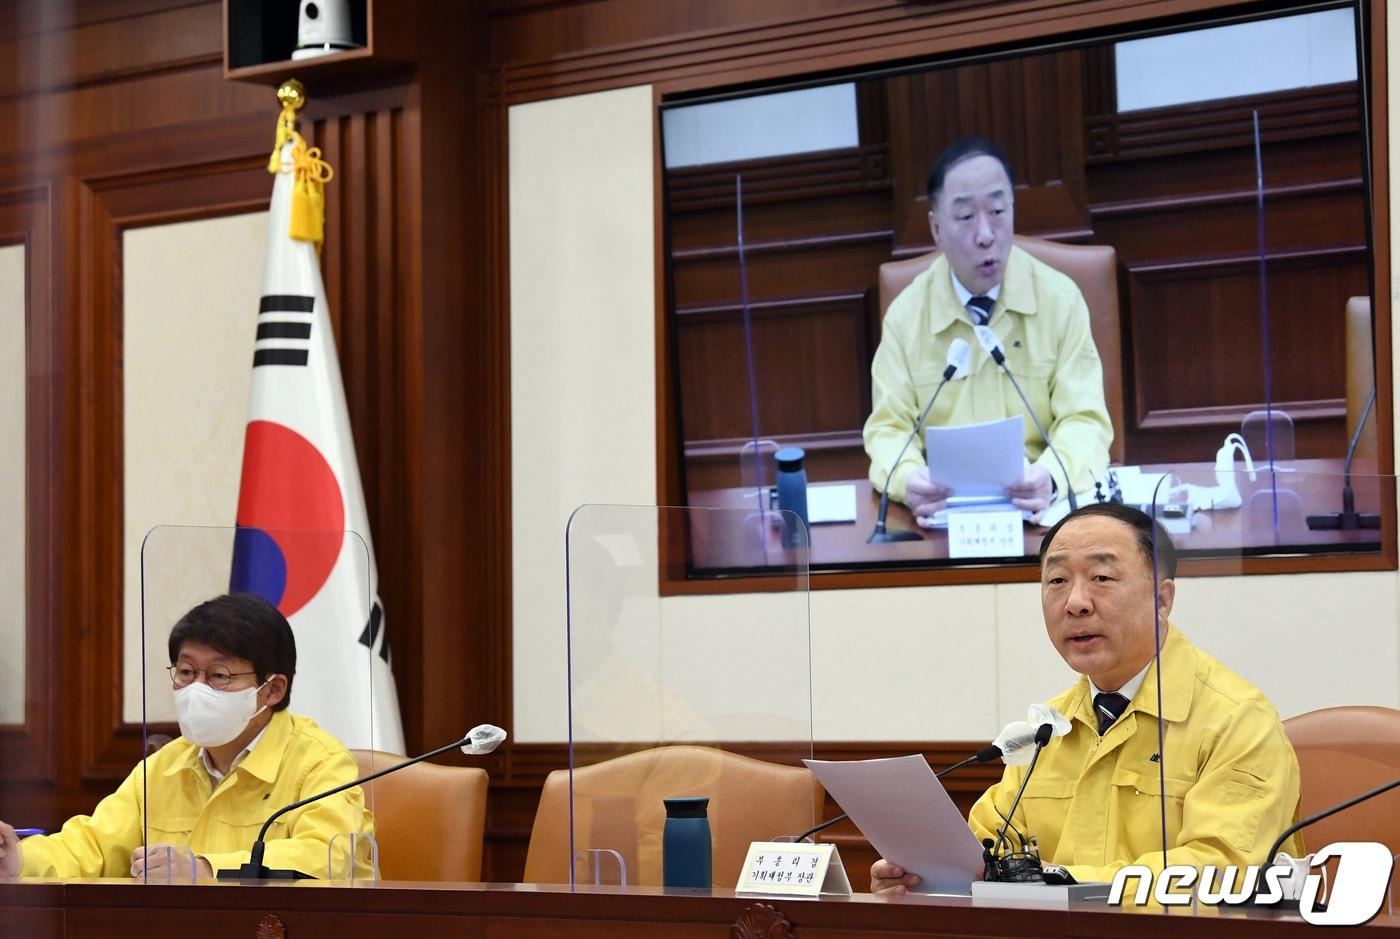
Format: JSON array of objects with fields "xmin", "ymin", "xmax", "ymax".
[
  {"xmin": 1244, "ymin": 770, "xmax": 1400, "ymax": 911},
  {"xmin": 218, "ymin": 723, "xmax": 507, "ymax": 880},
  {"xmin": 1264, "ymin": 772, "xmax": 1400, "ymax": 883},
  {"xmin": 1307, "ymin": 386, "xmax": 1380, "ymax": 530},
  {"xmin": 868, "ymin": 338, "xmax": 971, "ymax": 543},
  {"xmin": 984, "ymin": 722, "xmax": 1056, "ymax": 883},
  {"xmin": 793, "ymin": 721, "xmax": 1036, "ymax": 844},
  {"xmin": 973, "ymin": 325, "xmax": 1079, "ymax": 513}
]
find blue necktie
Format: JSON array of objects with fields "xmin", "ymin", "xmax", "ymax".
[
  {"xmin": 1095, "ymin": 692, "xmax": 1130, "ymax": 735},
  {"xmin": 967, "ymin": 295, "xmax": 995, "ymax": 325}
]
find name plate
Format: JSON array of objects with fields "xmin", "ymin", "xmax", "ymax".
[
  {"xmin": 947, "ymin": 510, "xmax": 1023, "ymax": 558},
  {"xmin": 736, "ymin": 842, "xmax": 852, "ymax": 897}
]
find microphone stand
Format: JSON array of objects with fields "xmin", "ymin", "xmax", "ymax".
[
  {"xmin": 1307, "ymin": 387, "xmax": 1379, "ymax": 530},
  {"xmin": 218, "ymin": 734, "xmax": 474, "ymax": 881},
  {"xmin": 980, "ymin": 338, "xmax": 1078, "ymax": 513},
  {"xmin": 869, "ymin": 365, "xmax": 959, "ymax": 544},
  {"xmin": 1248, "ymin": 772, "xmax": 1400, "ymax": 911},
  {"xmin": 1266, "ymin": 773, "xmax": 1400, "ymax": 878},
  {"xmin": 984, "ymin": 724, "xmax": 1054, "ymax": 883}
]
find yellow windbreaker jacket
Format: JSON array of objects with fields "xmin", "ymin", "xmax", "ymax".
[
  {"xmin": 863, "ymin": 246, "xmax": 1112, "ymax": 503},
  {"xmin": 968, "ymin": 625, "xmax": 1304, "ymax": 884},
  {"xmin": 21, "ymin": 710, "xmax": 372, "ymax": 878}
]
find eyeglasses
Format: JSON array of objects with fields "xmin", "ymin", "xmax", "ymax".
[{"xmin": 167, "ymin": 664, "xmax": 259, "ymax": 691}]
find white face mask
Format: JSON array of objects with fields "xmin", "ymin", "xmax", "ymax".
[{"xmin": 174, "ymin": 679, "xmax": 270, "ymax": 748}]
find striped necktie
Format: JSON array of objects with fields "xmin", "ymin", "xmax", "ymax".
[
  {"xmin": 1094, "ymin": 691, "xmax": 1130, "ymax": 735},
  {"xmin": 967, "ymin": 295, "xmax": 995, "ymax": 325}
]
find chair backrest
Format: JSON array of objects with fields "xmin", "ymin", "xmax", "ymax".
[
  {"xmin": 1283, "ymin": 706, "xmax": 1400, "ymax": 857},
  {"xmin": 1345, "ymin": 296, "xmax": 1376, "ymax": 461},
  {"xmin": 522, "ymin": 745, "xmax": 822, "ymax": 887},
  {"xmin": 352, "ymin": 749, "xmax": 488, "ymax": 881},
  {"xmin": 877, "ymin": 234, "xmax": 1125, "ymax": 464}
]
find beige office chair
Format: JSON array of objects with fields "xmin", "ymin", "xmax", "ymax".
[
  {"xmin": 1345, "ymin": 297, "xmax": 1377, "ymax": 462},
  {"xmin": 877, "ymin": 234, "xmax": 1125, "ymax": 464},
  {"xmin": 352, "ymin": 749, "xmax": 488, "ymax": 881},
  {"xmin": 1283, "ymin": 706, "xmax": 1400, "ymax": 894},
  {"xmin": 522, "ymin": 745, "xmax": 823, "ymax": 887}
]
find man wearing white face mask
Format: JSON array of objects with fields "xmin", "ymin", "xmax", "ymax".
[{"xmin": 0, "ymin": 593, "xmax": 372, "ymax": 880}]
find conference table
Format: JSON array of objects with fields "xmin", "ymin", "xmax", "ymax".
[
  {"xmin": 689, "ymin": 458, "xmax": 1386, "ymax": 572},
  {"xmin": 6, "ymin": 878, "xmax": 1400, "ymax": 937}
]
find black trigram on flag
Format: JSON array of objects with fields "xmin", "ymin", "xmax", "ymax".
[
  {"xmin": 358, "ymin": 599, "xmax": 391, "ymax": 664},
  {"xmin": 255, "ymin": 294, "xmax": 314, "ymax": 367}
]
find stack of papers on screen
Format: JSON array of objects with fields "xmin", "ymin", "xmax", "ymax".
[
  {"xmin": 803, "ymin": 754, "xmax": 983, "ymax": 896},
  {"xmin": 924, "ymin": 415, "xmax": 1024, "ymax": 498},
  {"xmin": 914, "ymin": 415, "xmax": 1028, "ymax": 528}
]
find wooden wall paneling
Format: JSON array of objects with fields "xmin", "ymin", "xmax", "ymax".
[
  {"xmin": 675, "ymin": 293, "xmax": 873, "ymax": 438},
  {"xmin": 469, "ymin": 62, "xmax": 517, "ymax": 881},
  {"xmin": 0, "ymin": 2, "xmax": 223, "ymax": 103},
  {"xmin": 303, "ymin": 95, "xmax": 416, "ymax": 714},
  {"xmin": 875, "ymin": 49, "xmax": 1092, "ymax": 253},
  {"xmin": 78, "ymin": 155, "xmax": 272, "ymax": 783},
  {"xmin": 0, "ymin": 184, "xmax": 56, "ymax": 788},
  {"xmin": 1085, "ymin": 87, "xmax": 1367, "ymax": 462},
  {"xmin": 490, "ymin": 0, "xmax": 1236, "ymax": 104},
  {"xmin": 665, "ymin": 146, "xmax": 890, "ymax": 488}
]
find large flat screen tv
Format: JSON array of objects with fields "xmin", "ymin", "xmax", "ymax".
[{"xmin": 659, "ymin": 1, "xmax": 1387, "ymax": 579}]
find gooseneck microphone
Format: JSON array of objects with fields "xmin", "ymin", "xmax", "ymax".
[
  {"xmin": 218, "ymin": 724, "xmax": 508, "ymax": 880},
  {"xmin": 973, "ymin": 326, "xmax": 1079, "ymax": 513},
  {"xmin": 868, "ymin": 338, "xmax": 971, "ymax": 543},
  {"xmin": 1307, "ymin": 386, "xmax": 1380, "ymax": 531},
  {"xmin": 792, "ymin": 722, "xmax": 1044, "ymax": 844},
  {"xmin": 984, "ymin": 722, "xmax": 1054, "ymax": 882}
]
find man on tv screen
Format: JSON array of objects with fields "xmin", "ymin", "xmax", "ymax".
[
  {"xmin": 869, "ymin": 504, "xmax": 1303, "ymax": 893},
  {"xmin": 863, "ymin": 138, "xmax": 1112, "ymax": 521}
]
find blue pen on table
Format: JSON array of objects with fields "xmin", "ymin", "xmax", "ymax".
[{"xmin": 13, "ymin": 828, "xmax": 45, "ymax": 837}]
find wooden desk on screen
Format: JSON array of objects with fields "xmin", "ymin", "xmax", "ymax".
[
  {"xmin": 689, "ymin": 458, "xmax": 1385, "ymax": 571},
  {"xmin": 6, "ymin": 879, "xmax": 1399, "ymax": 939}
]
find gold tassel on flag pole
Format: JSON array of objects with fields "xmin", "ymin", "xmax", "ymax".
[{"xmin": 268, "ymin": 79, "xmax": 334, "ymax": 250}]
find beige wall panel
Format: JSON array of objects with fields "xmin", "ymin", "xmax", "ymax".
[
  {"xmin": 0, "ymin": 244, "xmax": 24, "ymax": 724},
  {"xmin": 509, "ymin": 86, "xmax": 657, "ymax": 742},
  {"xmin": 121, "ymin": 211, "xmax": 267, "ymax": 723}
]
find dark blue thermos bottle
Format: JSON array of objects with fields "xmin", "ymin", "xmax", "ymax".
[
  {"xmin": 662, "ymin": 796, "xmax": 712, "ymax": 888},
  {"xmin": 774, "ymin": 446, "xmax": 810, "ymax": 549}
]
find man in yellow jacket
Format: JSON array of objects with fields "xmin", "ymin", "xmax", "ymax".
[
  {"xmin": 864, "ymin": 138, "xmax": 1112, "ymax": 519},
  {"xmin": 0, "ymin": 593, "xmax": 372, "ymax": 880},
  {"xmin": 871, "ymin": 503, "xmax": 1302, "ymax": 893}
]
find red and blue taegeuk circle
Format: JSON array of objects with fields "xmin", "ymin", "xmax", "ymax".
[{"xmin": 230, "ymin": 420, "xmax": 345, "ymax": 617}]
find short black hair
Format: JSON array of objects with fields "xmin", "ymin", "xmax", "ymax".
[
  {"xmin": 1038, "ymin": 503, "xmax": 1177, "ymax": 580},
  {"xmin": 926, "ymin": 138, "xmax": 1016, "ymax": 209},
  {"xmin": 167, "ymin": 593, "xmax": 297, "ymax": 711}
]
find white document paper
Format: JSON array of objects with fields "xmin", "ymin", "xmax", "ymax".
[
  {"xmin": 804, "ymin": 754, "xmax": 984, "ymax": 895},
  {"xmin": 925, "ymin": 415, "xmax": 1024, "ymax": 499},
  {"xmin": 806, "ymin": 483, "xmax": 857, "ymax": 524}
]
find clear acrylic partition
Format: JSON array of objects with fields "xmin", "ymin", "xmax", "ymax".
[
  {"xmin": 1149, "ymin": 467, "xmax": 1396, "ymax": 905},
  {"xmin": 1241, "ymin": 409, "xmax": 1297, "ymax": 471},
  {"xmin": 139, "ymin": 525, "xmax": 379, "ymax": 882},
  {"xmin": 738, "ymin": 439, "xmax": 780, "ymax": 494},
  {"xmin": 564, "ymin": 505, "xmax": 812, "ymax": 888}
]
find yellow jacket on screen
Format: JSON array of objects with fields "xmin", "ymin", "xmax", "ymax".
[
  {"xmin": 20, "ymin": 710, "xmax": 372, "ymax": 878},
  {"xmin": 968, "ymin": 625, "xmax": 1304, "ymax": 884},
  {"xmin": 863, "ymin": 247, "xmax": 1112, "ymax": 503}
]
